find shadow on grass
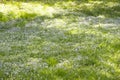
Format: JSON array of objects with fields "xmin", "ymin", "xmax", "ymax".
[
  {"xmin": 75, "ymin": 2, "xmax": 120, "ymax": 17},
  {"xmin": 0, "ymin": 24, "xmax": 119, "ymax": 80}
]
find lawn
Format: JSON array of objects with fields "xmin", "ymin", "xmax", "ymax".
[{"xmin": 0, "ymin": 0, "xmax": 120, "ymax": 80}]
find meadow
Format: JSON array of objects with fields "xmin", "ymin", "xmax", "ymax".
[{"xmin": 0, "ymin": 0, "xmax": 120, "ymax": 80}]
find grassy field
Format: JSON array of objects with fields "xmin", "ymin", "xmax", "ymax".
[{"xmin": 0, "ymin": 0, "xmax": 120, "ymax": 80}]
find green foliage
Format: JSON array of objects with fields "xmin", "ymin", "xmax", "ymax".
[{"xmin": 0, "ymin": 0, "xmax": 120, "ymax": 80}]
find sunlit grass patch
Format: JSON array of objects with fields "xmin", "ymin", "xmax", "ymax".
[
  {"xmin": 0, "ymin": 1, "xmax": 58, "ymax": 21},
  {"xmin": 0, "ymin": 0, "xmax": 119, "ymax": 22}
]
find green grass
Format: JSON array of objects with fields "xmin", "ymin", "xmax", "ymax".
[{"xmin": 0, "ymin": 0, "xmax": 120, "ymax": 80}]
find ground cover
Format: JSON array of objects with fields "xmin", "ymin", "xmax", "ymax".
[{"xmin": 0, "ymin": 0, "xmax": 120, "ymax": 80}]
